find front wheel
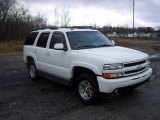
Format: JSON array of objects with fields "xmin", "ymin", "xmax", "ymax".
[{"xmin": 76, "ymin": 73, "xmax": 100, "ymax": 104}]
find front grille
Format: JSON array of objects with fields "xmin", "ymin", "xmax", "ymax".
[
  {"xmin": 124, "ymin": 60, "xmax": 146, "ymax": 67},
  {"xmin": 123, "ymin": 59, "xmax": 148, "ymax": 77},
  {"xmin": 124, "ymin": 67, "xmax": 146, "ymax": 75}
]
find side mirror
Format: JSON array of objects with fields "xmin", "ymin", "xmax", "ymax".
[
  {"xmin": 54, "ymin": 43, "xmax": 66, "ymax": 51},
  {"xmin": 111, "ymin": 40, "xmax": 115, "ymax": 45}
]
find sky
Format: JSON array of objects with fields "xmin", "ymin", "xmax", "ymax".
[{"xmin": 19, "ymin": 0, "xmax": 160, "ymax": 27}]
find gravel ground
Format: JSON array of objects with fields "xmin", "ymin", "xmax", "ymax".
[{"xmin": 0, "ymin": 39, "xmax": 160, "ymax": 120}]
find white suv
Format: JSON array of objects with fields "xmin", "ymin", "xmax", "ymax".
[{"xmin": 23, "ymin": 28, "xmax": 152, "ymax": 104}]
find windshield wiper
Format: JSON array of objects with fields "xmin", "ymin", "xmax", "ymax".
[
  {"xmin": 97, "ymin": 44, "xmax": 113, "ymax": 47},
  {"xmin": 76, "ymin": 45, "xmax": 97, "ymax": 49}
]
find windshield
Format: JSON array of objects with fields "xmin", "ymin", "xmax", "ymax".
[{"xmin": 66, "ymin": 31, "xmax": 113, "ymax": 49}]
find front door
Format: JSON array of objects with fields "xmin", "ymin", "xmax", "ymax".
[{"xmin": 46, "ymin": 32, "xmax": 70, "ymax": 80}]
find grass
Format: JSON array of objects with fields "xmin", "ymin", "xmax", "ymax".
[
  {"xmin": 0, "ymin": 40, "xmax": 24, "ymax": 56},
  {"xmin": 109, "ymin": 37, "xmax": 160, "ymax": 41},
  {"xmin": 0, "ymin": 37, "xmax": 159, "ymax": 56}
]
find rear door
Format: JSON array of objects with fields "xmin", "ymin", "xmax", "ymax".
[{"xmin": 35, "ymin": 32, "xmax": 51, "ymax": 72}]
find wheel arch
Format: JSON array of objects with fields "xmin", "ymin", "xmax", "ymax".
[
  {"xmin": 71, "ymin": 66, "xmax": 99, "ymax": 86},
  {"xmin": 25, "ymin": 54, "xmax": 37, "ymax": 67},
  {"xmin": 26, "ymin": 56, "xmax": 34, "ymax": 63}
]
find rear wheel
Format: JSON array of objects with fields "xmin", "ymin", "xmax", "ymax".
[
  {"xmin": 76, "ymin": 73, "xmax": 100, "ymax": 104},
  {"xmin": 27, "ymin": 60, "xmax": 39, "ymax": 81}
]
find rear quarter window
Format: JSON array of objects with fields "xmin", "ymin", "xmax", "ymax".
[{"xmin": 24, "ymin": 32, "xmax": 39, "ymax": 45}]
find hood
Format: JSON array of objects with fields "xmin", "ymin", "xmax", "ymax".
[{"xmin": 77, "ymin": 46, "xmax": 148, "ymax": 63}]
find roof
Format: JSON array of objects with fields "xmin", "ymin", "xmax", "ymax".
[{"xmin": 32, "ymin": 28, "xmax": 97, "ymax": 33}]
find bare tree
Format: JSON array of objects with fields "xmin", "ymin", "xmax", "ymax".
[
  {"xmin": 0, "ymin": 0, "xmax": 47, "ymax": 41},
  {"xmin": 33, "ymin": 13, "xmax": 47, "ymax": 28},
  {"xmin": 60, "ymin": 6, "xmax": 71, "ymax": 27},
  {"xmin": 0, "ymin": 0, "xmax": 15, "ymax": 22},
  {"xmin": 54, "ymin": 8, "xmax": 59, "ymax": 26},
  {"xmin": 8, "ymin": 3, "xmax": 28, "ymax": 21},
  {"xmin": 53, "ymin": 5, "xmax": 71, "ymax": 27}
]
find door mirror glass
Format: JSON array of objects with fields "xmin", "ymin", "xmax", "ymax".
[{"xmin": 54, "ymin": 43, "xmax": 64, "ymax": 50}]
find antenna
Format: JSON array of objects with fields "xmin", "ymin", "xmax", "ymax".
[{"xmin": 133, "ymin": 0, "xmax": 135, "ymax": 38}]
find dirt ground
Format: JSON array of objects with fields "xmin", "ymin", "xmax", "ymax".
[{"xmin": 0, "ymin": 39, "xmax": 160, "ymax": 120}]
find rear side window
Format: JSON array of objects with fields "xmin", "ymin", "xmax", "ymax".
[
  {"xmin": 36, "ymin": 33, "xmax": 50, "ymax": 48},
  {"xmin": 24, "ymin": 32, "xmax": 38, "ymax": 45}
]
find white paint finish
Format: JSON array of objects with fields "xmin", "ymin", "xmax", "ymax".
[
  {"xmin": 23, "ymin": 28, "xmax": 153, "ymax": 93},
  {"xmin": 45, "ymin": 49, "xmax": 70, "ymax": 79},
  {"xmin": 76, "ymin": 46, "xmax": 149, "ymax": 64},
  {"xmin": 97, "ymin": 68, "xmax": 152, "ymax": 93},
  {"xmin": 23, "ymin": 46, "xmax": 38, "ymax": 66},
  {"xmin": 32, "ymin": 28, "xmax": 97, "ymax": 34},
  {"xmin": 54, "ymin": 43, "xmax": 64, "ymax": 50},
  {"xmin": 70, "ymin": 50, "xmax": 106, "ymax": 76},
  {"xmin": 34, "ymin": 47, "xmax": 48, "ymax": 71}
]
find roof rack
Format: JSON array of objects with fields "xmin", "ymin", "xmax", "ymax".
[
  {"xmin": 61, "ymin": 26, "xmax": 93, "ymax": 30},
  {"xmin": 32, "ymin": 26, "xmax": 58, "ymax": 31},
  {"xmin": 31, "ymin": 26, "xmax": 94, "ymax": 32}
]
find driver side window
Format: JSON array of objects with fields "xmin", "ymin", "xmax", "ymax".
[{"xmin": 49, "ymin": 32, "xmax": 66, "ymax": 49}]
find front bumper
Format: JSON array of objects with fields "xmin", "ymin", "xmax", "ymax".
[{"xmin": 97, "ymin": 68, "xmax": 152, "ymax": 93}]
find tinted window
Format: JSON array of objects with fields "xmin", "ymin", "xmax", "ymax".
[
  {"xmin": 24, "ymin": 32, "xmax": 38, "ymax": 45},
  {"xmin": 49, "ymin": 33, "xmax": 66, "ymax": 49},
  {"xmin": 67, "ymin": 31, "xmax": 113, "ymax": 49},
  {"xmin": 36, "ymin": 33, "xmax": 50, "ymax": 48}
]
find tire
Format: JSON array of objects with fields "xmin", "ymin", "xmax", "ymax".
[
  {"xmin": 76, "ymin": 73, "xmax": 100, "ymax": 104},
  {"xmin": 27, "ymin": 60, "xmax": 39, "ymax": 81}
]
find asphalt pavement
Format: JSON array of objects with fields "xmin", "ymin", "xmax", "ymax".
[{"xmin": 0, "ymin": 40, "xmax": 160, "ymax": 120}]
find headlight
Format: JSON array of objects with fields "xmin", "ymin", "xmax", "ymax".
[{"xmin": 103, "ymin": 63, "xmax": 123, "ymax": 70}]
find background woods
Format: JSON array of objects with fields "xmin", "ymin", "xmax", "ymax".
[
  {"xmin": 0, "ymin": 0, "xmax": 47, "ymax": 41},
  {"xmin": 0, "ymin": 0, "xmax": 159, "ymax": 42}
]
